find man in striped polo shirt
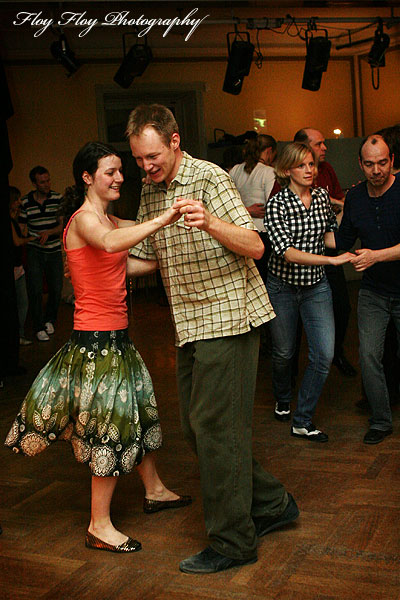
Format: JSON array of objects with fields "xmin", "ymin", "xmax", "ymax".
[{"xmin": 20, "ymin": 166, "xmax": 63, "ymax": 341}]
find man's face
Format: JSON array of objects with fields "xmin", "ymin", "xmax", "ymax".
[
  {"xmin": 305, "ymin": 129, "xmax": 327, "ymax": 163},
  {"xmin": 359, "ymin": 138, "xmax": 393, "ymax": 190},
  {"xmin": 129, "ymin": 127, "xmax": 180, "ymax": 187},
  {"xmin": 34, "ymin": 172, "xmax": 51, "ymax": 195}
]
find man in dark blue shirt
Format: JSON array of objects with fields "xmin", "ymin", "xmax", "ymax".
[{"xmin": 326, "ymin": 134, "xmax": 400, "ymax": 444}]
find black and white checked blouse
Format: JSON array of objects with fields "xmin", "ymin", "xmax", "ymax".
[{"xmin": 265, "ymin": 186, "xmax": 338, "ymax": 286}]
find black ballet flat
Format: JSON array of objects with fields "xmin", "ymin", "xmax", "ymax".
[
  {"xmin": 85, "ymin": 531, "xmax": 142, "ymax": 553},
  {"xmin": 143, "ymin": 495, "xmax": 192, "ymax": 514}
]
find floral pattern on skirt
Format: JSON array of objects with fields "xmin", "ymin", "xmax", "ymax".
[{"xmin": 5, "ymin": 329, "xmax": 162, "ymax": 476}]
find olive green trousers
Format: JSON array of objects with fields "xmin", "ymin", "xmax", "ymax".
[{"xmin": 176, "ymin": 327, "xmax": 288, "ymax": 560}]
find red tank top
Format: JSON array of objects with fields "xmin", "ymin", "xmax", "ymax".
[{"xmin": 63, "ymin": 210, "xmax": 128, "ymax": 331}]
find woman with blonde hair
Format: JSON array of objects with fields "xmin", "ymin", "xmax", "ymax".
[{"xmin": 265, "ymin": 142, "xmax": 353, "ymax": 441}]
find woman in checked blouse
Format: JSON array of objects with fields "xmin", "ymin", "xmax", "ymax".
[{"xmin": 265, "ymin": 142, "xmax": 353, "ymax": 442}]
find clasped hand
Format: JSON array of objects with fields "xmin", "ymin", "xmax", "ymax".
[
  {"xmin": 348, "ymin": 248, "xmax": 377, "ymax": 272},
  {"xmin": 172, "ymin": 198, "xmax": 210, "ymax": 231},
  {"xmin": 332, "ymin": 249, "xmax": 378, "ymax": 271}
]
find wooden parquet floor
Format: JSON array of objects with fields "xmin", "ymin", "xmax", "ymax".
[{"xmin": 1, "ymin": 281, "xmax": 400, "ymax": 600}]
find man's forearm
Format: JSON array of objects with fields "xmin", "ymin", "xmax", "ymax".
[
  {"xmin": 206, "ymin": 215, "xmax": 264, "ymax": 259},
  {"xmin": 374, "ymin": 244, "xmax": 400, "ymax": 263},
  {"xmin": 172, "ymin": 197, "xmax": 264, "ymax": 260},
  {"xmin": 350, "ymin": 243, "xmax": 400, "ymax": 271}
]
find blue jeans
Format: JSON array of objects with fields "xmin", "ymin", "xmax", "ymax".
[
  {"xmin": 26, "ymin": 247, "xmax": 63, "ymax": 333},
  {"xmin": 358, "ymin": 288, "xmax": 400, "ymax": 431},
  {"xmin": 267, "ymin": 273, "xmax": 335, "ymax": 428}
]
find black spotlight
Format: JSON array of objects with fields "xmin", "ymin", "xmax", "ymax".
[
  {"xmin": 223, "ymin": 31, "xmax": 254, "ymax": 95},
  {"xmin": 114, "ymin": 35, "xmax": 152, "ymax": 89},
  {"xmin": 368, "ymin": 23, "xmax": 390, "ymax": 68},
  {"xmin": 302, "ymin": 30, "xmax": 331, "ymax": 92},
  {"xmin": 50, "ymin": 34, "xmax": 81, "ymax": 76}
]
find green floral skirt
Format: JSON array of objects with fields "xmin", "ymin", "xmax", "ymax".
[{"xmin": 5, "ymin": 329, "xmax": 162, "ymax": 476}]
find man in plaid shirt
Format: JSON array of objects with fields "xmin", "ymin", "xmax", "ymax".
[{"xmin": 127, "ymin": 104, "xmax": 299, "ymax": 574}]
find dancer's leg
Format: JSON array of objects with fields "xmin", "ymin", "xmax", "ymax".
[
  {"xmin": 88, "ymin": 475, "xmax": 128, "ymax": 545},
  {"xmin": 137, "ymin": 453, "xmax": 180, "ymax": 501}
]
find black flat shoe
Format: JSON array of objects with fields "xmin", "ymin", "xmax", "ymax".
[
  {"xmin": 85, "ymin": 531, "xmax": 142, "ymax": 553},
  {"xmin": 143, "ymin": 494, "xmax": 192, "ymax": 514},
  {"xmin": 254, "ymin": 493, "xmax": 300, "ymax": 537},
  {"xmin": 363, "ymin": 428, "xmax": 392, "ymax": 445},
  {"xmin": 179, "ymin": 546, "xmax": 257, "ymax": 574}
]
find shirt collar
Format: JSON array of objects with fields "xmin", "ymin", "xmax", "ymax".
[{"xmin": 285, "ymin": 186, "xmax": 321, "ymax": 199}]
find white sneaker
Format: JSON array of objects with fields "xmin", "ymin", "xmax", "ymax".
[
  {"xmin": 44, "ymin": 322, "xmax": 55, "ymax": 335},
  {"xmin": 20, "ymin": 337, "xmax": 33, "ymax": 346},
  {"xmin": 37, "ymin": 330, "xmax": 50, "ymax": 342}
]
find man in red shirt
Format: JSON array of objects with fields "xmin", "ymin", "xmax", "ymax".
[{"xmin": 293, "ymin": 128, "xmax": 356, "ymax": 378}]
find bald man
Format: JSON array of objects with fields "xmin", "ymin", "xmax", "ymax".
[
  {"xmin": 326, "ymin": 135, "xmax": 400, "ymax": 444},
  {"xmin": 294, "ymin": 128, "xmax": 344, "ymax": 208}
]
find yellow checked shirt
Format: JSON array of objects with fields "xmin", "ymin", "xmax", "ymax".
[{"xmin": 130, "ymin": 152, "xmax": 275, "ymax": 346}]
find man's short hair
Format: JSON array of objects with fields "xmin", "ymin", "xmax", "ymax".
[
  {"xmin": 293, "ymin": 128, "xmax": 311, "ymax": 143},
  {"xmin": 29, "ymin": 166, "xmax": 49, "ymax": 184},
  {"xmin": 359, "ymin": 135, "xmax": 393, "ymax": 161},
  {"xmin": 126, "ymin": 104, "xmax": 179, "ymax": 146}
]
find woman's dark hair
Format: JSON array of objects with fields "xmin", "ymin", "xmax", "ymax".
[
  {"xmin": 9, "ymin": 185, "xmax": 21, "ymax": 207},
  {"xmin": 61, "ymin": 141, "xmax": 120, "ymax": 225},
  {"xmin": 243, "ymin": 135, "xmax": 277, "ymax": 174}
]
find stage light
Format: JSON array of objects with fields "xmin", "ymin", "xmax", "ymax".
[
  {"xmin": 368, "ymin": 24, "xmax": 390, "ymax": 68},
  {"xmin": 50, "ymin": 33, "xmax": 81, "ymax": 76},
  {"xmin": 223, "ymin": 30, "xmax": 254, "ymax": 95},
  {"xmin": 302, "ymin": 30, "xmax": 331, "ymax": 92},
  {"xmin": 114, "ymin": 35, "xmax": 152, "ymax": 89}
]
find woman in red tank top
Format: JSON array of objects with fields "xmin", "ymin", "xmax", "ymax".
[{"xmin": 6, "ymin": 142, "xmax": 191, "ymax": 553}]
